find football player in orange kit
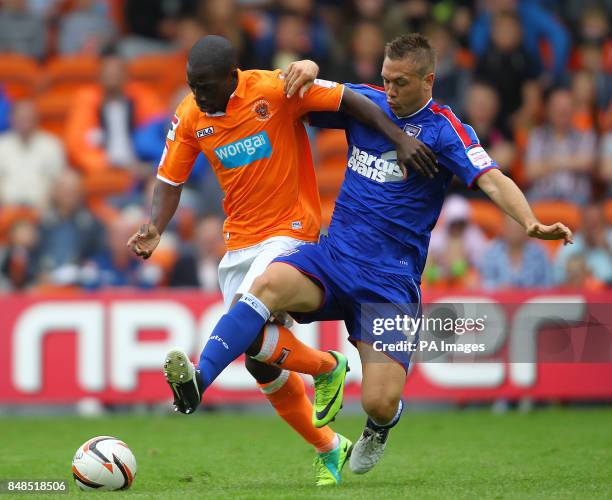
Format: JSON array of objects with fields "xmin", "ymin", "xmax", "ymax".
[{"xmin": 127, "ymin": 35, "xmax": 437, "ymax": 485}]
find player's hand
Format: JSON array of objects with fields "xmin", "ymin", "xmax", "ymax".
[
  {"xmin": 282, "ymin": 60, "xmax": 319, "ymax": 98},
  {"xmin": 526, "ymin": 222, "xmax": 574, "ymax": 245},
  {"xmin": 395, "ymin": 135, "xmax": 439, "ymax": 179},
  {"xmin": 126, "ymin": 223, "xmax": 161, "ymax": 259}
]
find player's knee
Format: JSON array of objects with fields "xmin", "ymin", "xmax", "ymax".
[
  {"xmin": 250, "ymin": 271, "xmax": 285, "ymax": 310},
  {"xmin": 362, "ymin": 393, "xmax": 401, "ymax": 424}
]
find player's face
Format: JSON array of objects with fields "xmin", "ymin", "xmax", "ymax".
[
  {"xmin": 187, "ymin": 65, "xmax": 236, "ymax": 114},
  {"xmin": 381, "ymin": 56, "xmax": 434, "ymax": 117}
]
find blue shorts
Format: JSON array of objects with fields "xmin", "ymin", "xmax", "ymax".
[{"xmin": 273, "ymin": 237, "xmax": 422, "ymax": 371}]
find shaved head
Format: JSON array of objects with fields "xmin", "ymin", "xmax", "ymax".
[
  {"xmin": 187, "ymin": 35, "xmax": 237, "ymax": 77},
  {"xmin": 186, "ymin": 36, "xmax": 239, "ymax": 114}
]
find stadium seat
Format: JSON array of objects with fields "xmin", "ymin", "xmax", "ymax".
[
  {"xmin": 43, "ymin": 56, "xmax": 101, "ymax": 94},
  {"xmin": 468, "ymin": 199, "xmax": 504, "ymax": 238},
  {"xmin": 36, "ymin": 91, "xmax": 74, "ymax": 136},
  {"xmin": 606, "ymin": 199, "xmax": 612, "ymax": 225},
  {"xmin": 82, "ymin": 169, "xmax": 134, "ymax": 198},
  {"xmin": 314, "ymin": 130, "xmax": 348, "ymax": 198},
  {"xmin": 532, "ymin": 201, "xmax": 581, "ymax": 230},
  {"xmin": 320, "ymin": 195, "xmax": 336, "ymax": 228},
  {"xmin": 0, "ymin": 206, "xmax": 40, "ymax": 244},
  {"xmin": 0, "ymin": 54, "xmax": 40, "ymax": 98},
  {"xmin": 532, "ymin": 201, "xmax": 582, "ymax": 257},
  {"xmin": 127, "ymin": 54, "xmax": 186, "ymax": 104}
]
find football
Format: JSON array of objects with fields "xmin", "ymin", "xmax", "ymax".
[{"xmin": 71, "ymin": 436, "xmax": 137, "ymax": 491}]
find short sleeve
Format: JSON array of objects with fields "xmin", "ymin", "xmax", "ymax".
[
  {"xmin": 156, "ymin": 96, "xmax": 201, "ymax": 186},
  {"xmin": 292, "ymin": 79, "xmax": 344, "ymax": 118},
  {"xmin": 435, "ymin": 116, "xmax": 498, "ymax": 188}
]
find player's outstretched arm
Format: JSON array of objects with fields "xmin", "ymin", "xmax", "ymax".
[
  {"xmin": 476, "ymin": 169, "xmax": 574, "ymax": 244},
  {"xmin": 127, "ymin": 179, "xmax": 183, "ymax": 259},
  {"xmin": 339, "ymin": 88, "xmax": 439, "ymax": 178}
]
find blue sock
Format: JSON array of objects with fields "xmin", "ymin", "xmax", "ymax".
[{"xmin": 198, "ymin": 293, "xmax": 270, "ymax": 390}]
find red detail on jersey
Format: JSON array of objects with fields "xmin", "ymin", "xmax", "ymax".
[
  {"xmin": 363, "ymin": 83, "xmax": 385, "ymax": 92},
  {"xmin": 430, "ymin": 103, "xmax": 472, "ymax": 147}
]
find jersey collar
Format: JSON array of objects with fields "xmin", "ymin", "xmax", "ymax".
[
  {"xmin": 393, "ymin": 98, "xmax": 433, "ymax": 119},
  {"xmin": 232, "ymin": 69, "xmax": 247, "ymax": 99}
]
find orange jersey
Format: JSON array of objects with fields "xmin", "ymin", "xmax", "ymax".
[{"xmin": 157, "ymin": 69, "xmax": 344, "ymax": 250}]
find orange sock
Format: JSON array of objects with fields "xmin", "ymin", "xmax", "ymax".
[
  {"xmin": 260, "ymin": 370, "xmax": 338, "ymax": 453},
  {"xmin": 252, "ymin": 324, "xmax": 336, "ymax": 376}
]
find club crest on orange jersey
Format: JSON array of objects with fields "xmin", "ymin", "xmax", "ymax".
[{"xmin": 252, "ymin": 99, "xmax": 271, "ymax": 121}]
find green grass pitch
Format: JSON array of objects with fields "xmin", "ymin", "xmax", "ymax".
[{"xmin": 1, "ymin": 408, "xmax": 611, "ymax": 499}]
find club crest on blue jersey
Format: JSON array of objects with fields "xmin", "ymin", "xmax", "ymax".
[{"xmin": 403, "ymin": 123, "xmax": 422, "ymax": 137}]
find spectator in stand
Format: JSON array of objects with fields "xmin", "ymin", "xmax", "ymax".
[
  {"xmin": 36, "ymin": 170, "xmax": 105, "ymax": 285},
  {"xmin": 474, "ymin": 10, "xmax": 540, "ymax": 132},
  {"xmin": 0, "ymin": 0, "xmax": 46, "ymax": 59},
  {"xmin": 479, "ymin": 216, "xmax": 553, "ymax": 290},
  {"xmin": 82, "ymin": 211, "xmax": 162, "ymax": 289},
  {"xmin": 169, "ymin": 215, "xmax": 226, "ymax": 290},
  {"xmin": 464, "ymin": 83, "xmax": 516, "ymax": 173},
  {"xmin": 331, "ymin": 21, "xmax": 384, "ymax": 86},
  {"xmin": 562, "ymin": 254, "xmax": 605, "ymax": 291},
  {"xmin": 120, "ymin": 0, "xmax": 197, "ymax": 57},
  {"xmin": 571, "ymin": 70, "xmax": 600, "ymax": 132},
  {"xmin": 0, "ymin": 87, "xmax": 11, "ymax": 133},
  {"xmin": 58, "ymin": 0, "xmax": 117, "ymax": 55},
  {"xmin": 252, "ymin": 0, "xmax": 331, "ymax": 69},
  {"xmin": 602, "ymin": 131, "xmax": 612, "ymax": 194},
  {"xmin": 471, "ymin": 0, "xmax": 570, "ymax": 85},
  {"xmin": 196, "ymin": 0, "xmax": 256, "ymax": 69},
  {"xmin": 525, "ymin": 89, "xmax": 596, "ymax": 205},
  {"xmin": 0, "ymin": 219, "xmax": 39, "ymax": 291},
  {"xmin": 555, "ymin": 203, "xmax": 612, "ymax": 286},
  {"xmin": 426, "ymin": 195, "xmax": 488, "ymax": 289},
  {"xmin": 0, "ymin": 100, "xmax": 66, "ymax": 211},
  {"xmin": 64, "ymin": 48, "xmax": 166, "ymax": 180},
  {"xmin": 385, "ymin": 0, "xmax": 432, "ymax": 37},
  {"xmin": 426, "ymin": 23, "xmax": 470, "ymax": 115}
]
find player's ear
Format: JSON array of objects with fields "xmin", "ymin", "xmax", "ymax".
[{"xmin": 423, "ymin": 72, "xmax": 434, "ymax": 91}]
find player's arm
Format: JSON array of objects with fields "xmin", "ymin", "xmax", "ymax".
[
  {"xmin": 127, "ymin": 180, "xmax": 183, "ymax": 259},
  {"xmin": 339, "ymin": 88, "xmax": 438, "ymax": 178},
  {"xmin": 128, "ymin": 102, "xmax": 200, "ymax": 259},
  {"xmin": 476, "ymin": 169, "xmax": 573, "ymax": 244}
]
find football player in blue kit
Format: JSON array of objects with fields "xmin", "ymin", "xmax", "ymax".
[{"xmin": 168, "ymin": 33, "xmax": 573, "ymax": 478}]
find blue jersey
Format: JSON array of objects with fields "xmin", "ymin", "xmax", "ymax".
[{"xmin": 309, "ymin": 83, "xmax": 498, "ymax": 278}]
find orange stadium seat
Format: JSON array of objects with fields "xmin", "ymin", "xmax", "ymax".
[
  {"xmin": 320, "ymin": 195, "xmax": 336, "ymax": 228},
  {"xmin": 532, "ymin": 201, "xmax": 581, "ymax": 230},
  {"xmin": 36, "ymin": 91, "xmax": 75, "ymax": 136},
  {"xmin": 468, "ymin": 199, "xmax": 504, "ymax": 238},
  {"xmin": 43, "ymin": 56, "xmax": 101, "ymax": 94},
  {"xmin": 0, "ymin": 206, "xmax": 39, "ymax": 244},
  {"xmin": 82, "ymin": 169, "xmax": 134, "ymax": 198},
  {"xmin": 606, "ymin": 199, "xmax": 612, "ymax": 225},
  {"xmin": 127, "ymin": 54, "xmax": 186, "ymax": 104},
  {"xmin": 0, "ymin": 54, "xmax": 40, "ymax": 98},
  {"xmin": 314, "ymin": 129, "xmax": 348, "ymax": 198}
]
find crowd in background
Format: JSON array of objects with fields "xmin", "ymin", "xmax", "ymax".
[{"xmin": 0, "ymin": 0, "xmax": 610, "ymax": 293}]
